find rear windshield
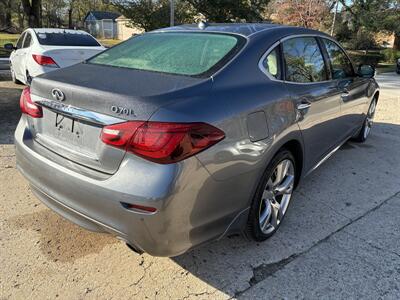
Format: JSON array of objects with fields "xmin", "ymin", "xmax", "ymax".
[
  {"xmin": 88, "ymin": 32, "xmax": 244, "ymax": 77},
  {"xmin": 36, "ymin": 32, "xmax": 100, "ymax": 46}
]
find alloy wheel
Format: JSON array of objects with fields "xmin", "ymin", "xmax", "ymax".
[
  {"xmin": 363, "ymin": 100, "xmax": 377, "ymax": 139},
  {"xmin": 258, "ymin": 159, "xmax": 295, "ymax": 234}
]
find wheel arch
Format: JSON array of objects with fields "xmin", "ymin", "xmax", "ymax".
[
  {"xmin": 373, "ymin": 90, "xmax": 379, "ymax": 103},
  {"xmin": 276, "ymin": 139, "xmax": 304, "ymax": 188}
]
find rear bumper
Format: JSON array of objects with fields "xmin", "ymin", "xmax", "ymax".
[{"xmin": 15, "ymin": 116, "xmax": 247, "ymax": 256}]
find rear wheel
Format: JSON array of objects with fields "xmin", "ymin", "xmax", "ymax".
[
  {"xmin": 26, "ymin": 70, "xmax": 32, "ymax": 85},
  {"xmin": 247, "ymin": 149, "xmax": 296, "ymax": 241},
  {"xmin": 353, "ymin": 98, "xmax": 377, "ymax": 143}
]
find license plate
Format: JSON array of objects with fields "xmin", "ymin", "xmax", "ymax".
[{"xmin": 54, "ymin": 114, "xmax": 85, "ymax": 146}]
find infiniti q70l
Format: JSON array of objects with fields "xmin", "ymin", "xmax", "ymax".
[{"xmin": 15, "ymin": 23, "xmax": 379, "ymax": 257}]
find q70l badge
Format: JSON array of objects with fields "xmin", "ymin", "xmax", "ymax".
[{"xmin": 110, "ymin": 105, "xmax": 136, "ymax": 117}]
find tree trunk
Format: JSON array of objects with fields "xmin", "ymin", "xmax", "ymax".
[
  {"xmin": 68, "ymin": 9, "xmax": 73, "ymax": 28},
  {"xmin": 394, "ymin": 32, "xmax": 400, "ymax": 51},
  {"xmin": 0, "ymin": 0, "xmax": 12, "ymax": 29},
  {"xmin": 21, "ymin": 0, "xmax": 42, "ymax": 27}
]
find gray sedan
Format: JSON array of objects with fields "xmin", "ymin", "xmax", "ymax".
[{"xmin": 15, "ymin": 23, "xmax": 379, "ymax": 257}]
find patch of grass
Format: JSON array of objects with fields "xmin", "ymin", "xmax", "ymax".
[
  {"xmin": 98, "ymin": 39, "xmax": 122, "ymax": 48},
  {"xmin": 0, "ymin": 33, "xmax": 19, "ymax": 58},
  {"xmin": 0, "ymin": 33, "xmax": 20, "ymax": 45}
]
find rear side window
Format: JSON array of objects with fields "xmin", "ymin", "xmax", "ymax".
[
  {"xmin": 16, "ymin": 32, "xmax": 25, "ymax": 49},
  {"xmin": 89, "ymin": 32, "xmax": 244, "ymax": 77},
  {"xmin": 23, "ymin": 33, "xmax": 32, "ymax": 48},
  {"xmin": 35, "ymin": 32, "xmax": 100, "ymax": 46},
  {"xmin": 262, "ymin": 47, "xmax": 281, "ymax": 79},
  {"xmin": 283, "ymin": 37, "xmax": 327, "ymax": 83},
  {"xmin": 322, "ymin": 39, "xmax": 354, "ymax": 79}
]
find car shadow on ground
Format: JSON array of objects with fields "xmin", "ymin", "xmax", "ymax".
[{"xmin": 170, "ymin": 121, "xmax": 400, "ymax": 296}]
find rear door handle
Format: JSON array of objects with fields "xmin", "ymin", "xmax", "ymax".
[
  {"xmin": 297, "ymin": 101, "xmax": 311, "ymax": 110},
  {"xmin": 341, "ymin": 89, "xmax": 350, "ymax": 101}
]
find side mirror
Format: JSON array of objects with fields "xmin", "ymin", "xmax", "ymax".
[
  {"xmin": 3, "ymin": 43, "xmax": 15, "ymax": 51},
  {"xmin": 357, "ymin": 64, "xmax": 375, "ymax": 78}
]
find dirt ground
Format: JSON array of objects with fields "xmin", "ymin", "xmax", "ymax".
[{"xmin": 1, "ymin": 72, "xmax": 400, "ymax": 299}]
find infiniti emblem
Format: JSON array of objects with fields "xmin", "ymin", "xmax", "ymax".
[{"xmin": 51, "ymin": 88, "xmax": 65, "ymax": 101}]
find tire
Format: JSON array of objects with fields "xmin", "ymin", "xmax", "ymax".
[
  {"xmin": 10, "ymin": 66, "xmax": 22, "ymax": 84},
  {"xmin": 246, "ymin": 149, "xmax": 296, "ymax": 241},
  {"xmin": 353, "ymin": 98, "xmax": 377, "ymax": 143},
  {"xmin": 26, "ymin": 70, "xmax": 32, "ymax": 85}
]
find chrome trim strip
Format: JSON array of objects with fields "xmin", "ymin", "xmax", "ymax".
[{"xmin": 31, "ymin": 95, "xmax": 125, "ymax": 126}]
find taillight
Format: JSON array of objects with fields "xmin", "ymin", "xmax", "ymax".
[
  {"xmin": 19, "ymin": 87, "xmax": 42, "ymax": 118},
  {"xmin": 101, "ymin": 121, "xmax": 225, "ymax": 164},
  {"xmin": 32, "ymin": 54, "xmax": 59, "ymax": 67}
]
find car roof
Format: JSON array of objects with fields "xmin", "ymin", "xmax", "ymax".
[
  {"xmin": 31, "ymin": 28, "xmax": 90, "ymax": 35},
  {"xmin": 154, "ymin": 23, "xmax": 329, "ymax": 39}
]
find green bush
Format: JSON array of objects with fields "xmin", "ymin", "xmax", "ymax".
[
  {"xmin": 348, "ymin": 51, "xmax": 384, "ymax": 67},
  {"xmin": 381, "ymin": 49, "xmax": 400, "ymax": 63}
]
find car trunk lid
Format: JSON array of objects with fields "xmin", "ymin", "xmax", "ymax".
[
  {"xmin": 40, "ymin": 46, "xmax": 105, "ymax": 68},
  {"xmin": 29, "ymin": 63, "xmax": 211, "ymax": 174}
]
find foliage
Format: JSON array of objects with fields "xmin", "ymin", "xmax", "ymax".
[
  {"xmin": 113, "ymin": 0, "xmax": 194, "ymax": 32},
  {"xmin": 347, "ymin": 50, "xmax": 383, "ymax": 66},
  {"xmin": 381, "ymin": 48, "xmax": 400, "ymax": 63},
  {"xmin": 186, "ymin": 0, "xmax": 270, "ymax": 22},
  {"xmin": 339, "ymin": 0, "xmax": 400, "ymax": 50},
  {"xmin": 269, "ymin": 0, "xmax": 330, "ymax": 29},
  {"xmin": 348, "ymin": 29, "xmax": 378, "ymax": 51}
]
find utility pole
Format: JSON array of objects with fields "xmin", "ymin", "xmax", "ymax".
[
  {"xmin": 330, "ymin": 0, "xmax": 339, "ymax": 36},
  {"xmin": 170, "ymin": 0, "xmax": 175, "ymax": 27}
]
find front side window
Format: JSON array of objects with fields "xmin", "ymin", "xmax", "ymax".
[
  {"xmin": 89, "ymin": 32, "xmax": 244, "ymax": 77},
  {"xmin": 283, "ymin": 37, "xmax": 327, "ymax": 83},
  {"xmin": 23, "ymin": 33, "xmax": 32, "ymax": 48},
  {"xmin": 16, "ymin": 32, "xmax": 26, "ymax": 49},
  {"xmin": 323, "ymin": 39, "xmax": 354, "ymax": 79},
  {"xmin": 262, "ymin": 47, "xmax": 281, "ymax": 79}
]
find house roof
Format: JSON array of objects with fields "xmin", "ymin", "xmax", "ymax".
[{"xmin": 84, "ymin": 11, "xmax": 121, "ymax": 21}]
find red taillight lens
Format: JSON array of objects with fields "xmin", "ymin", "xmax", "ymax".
[
  {"xmin": 32, "ymin": 54, "xmax": 59, "ymax": 67},
  {"xmin": 19, "ymin": 87, "xmax": 42, "ymax": 118},
  {"xmin": 101, "ymin": 121, "xmax": 225, "ymax": 164}
]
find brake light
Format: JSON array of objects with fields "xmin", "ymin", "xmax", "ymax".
[
  {"xmin": 32, "ymin": 54, "xmax": 59, "ymax": 67},
  {"xmin": 101, "ymin": 121, "xmax": 225, "ymax": 164},
  {"xmin": 19, "ymin": 87, "xmax": 42, "ymax": 118}
]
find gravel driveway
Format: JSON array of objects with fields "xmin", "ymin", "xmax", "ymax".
[{"xmin": 1, "ymin": 73, "xmax": 399, "ymax": 299}]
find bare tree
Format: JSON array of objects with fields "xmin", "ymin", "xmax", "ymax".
[{"xmin": 271, "ymin": 0, "xmax": 329, "ymax": 29}]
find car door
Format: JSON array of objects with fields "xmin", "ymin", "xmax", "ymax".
[
  {"xmin": 281, "ymin": 36, "xmax": 343, "ymax": 170},
  {"xmin": 10, "ymin": 32, "xmax": 26, "ymax": 78},
  {"xmin": 320, "ymin": 38, "xmax": 369, "ymax": 137},
  {"xmin": 18, "ymin": 31, "xmax": 33, "ymax": 81}
]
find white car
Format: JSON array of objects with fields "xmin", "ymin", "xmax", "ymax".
[{"xmin": 5, "ymin": 28, "xmax": 106, "ymax": 84}]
